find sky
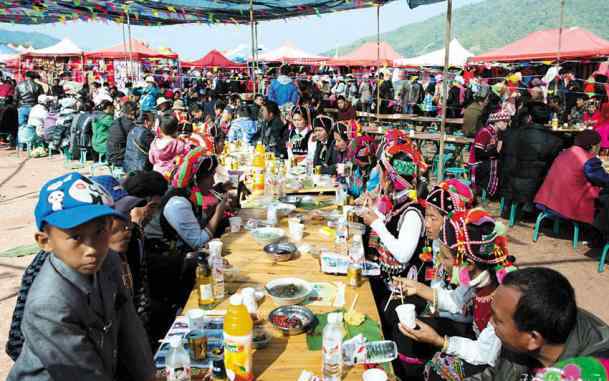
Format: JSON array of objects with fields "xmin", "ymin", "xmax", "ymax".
[{"xmin": 0, "ymin": 0, "xmax": 483, "ymax": 60}]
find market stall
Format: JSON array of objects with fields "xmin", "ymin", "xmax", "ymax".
[
  {"xmin": 182, "ymin": 50, "xmax": 245, "ymax": 69},
  {"xmin": 328, "ymin": 42, "xmax": 402, "ymax": 67},
  {"xmin": 394, "ymin": 39, "xmax": 473, "ymax": 68},
  {"xmin": 18, "ymin": 38, "xmax": 84, "ymax": 82},
  {"xmin": 257, "ymin": 42, "xmax": 328, "ymax": 66},
  {"xmin": 84, "ymin": 39, "xmax": 179, "ymax": 88}
]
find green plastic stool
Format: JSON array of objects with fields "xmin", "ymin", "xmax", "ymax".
[
  {"xmin": 533, "ymin": 211, "xmax": 580, "ymax": 250},
  {"xmin": 599, "ymin": 243, "xmax": 609, "ymax": 273},
  {"xmin": 500, "ymin": 198, "xmax": 520, "ymax": 227},
  {"xmin": 90, "ymin": 153, "xmax": 111, "ymax": 176}
]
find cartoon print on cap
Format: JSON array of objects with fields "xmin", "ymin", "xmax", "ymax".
[
  {"xmin": 68, "ymin": 178, "xmax": 113, "ymax": 206},
  {"xmin": 47, "ymin": 191, "xmax": 64, "ymax": 211},
  {"xmin": 46, "ymin": 174, "xmax": 74, "ymax": 192}
]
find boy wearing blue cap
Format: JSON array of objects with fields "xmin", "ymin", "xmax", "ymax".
[{"xmin": 8, "ymin": 172, "xmax": 155, "ymax": 381}]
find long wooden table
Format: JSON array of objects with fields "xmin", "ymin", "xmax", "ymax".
[
  {"xmin": 324, "ymin": 108, "xmax": 463, "ymax": 125},
  {"xmin": 183, "ymin": 205, "xmax": 392, "ymax": 380},
  {"xmin": 361, "ymin": 127, "xmax": 473, "ymax": 145}
]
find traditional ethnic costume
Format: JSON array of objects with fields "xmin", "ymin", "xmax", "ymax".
[
  {"xmin": 469, "ymin": 112, "xmax": 510, "ymax": 198},
  {"xmin": 347, "ymin": 135, "xmax": 378, "ymax": 198}
]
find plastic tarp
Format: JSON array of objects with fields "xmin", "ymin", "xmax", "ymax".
[
  {"xmin": 0, "ymin": 0, "xmax": 396, "ymax": 25},
  {"xmin": 395, "ymin": 39, "xmax": 473, "ymax": 67},
  {"xmin": 85, "ymin": 39, "xmax": 178, "ymax": 60},
  {"xmin": 328, "ymin": 41, "xmax": 402, "ymax": 67},
  {"xmin": 469, "ymin": 27, "xmax": 609, "ymax": 63},
  {"xmin": 183, "ymin": 49, "xmax": 244, "ymax": 68},
  {"xmin": 257, "ymin": 42, "xmax": 327, "ymax": 64},
  {"xmin": 21, "ymin": 38, "xmax": 83, "ymax": 57}
]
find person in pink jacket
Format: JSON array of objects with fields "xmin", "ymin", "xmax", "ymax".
[
  {"xmin": 534, "ymin": 130, "xmax": 603, "ymax": 224},
  {"xmin": 149, "ymin": 115, "xmax": 188, "ymax": 180},
  {"xmin": 594, "ymin": 102, "xmax": 609, "ymax": 154}
]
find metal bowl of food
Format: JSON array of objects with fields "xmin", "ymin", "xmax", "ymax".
[
  {"xmin": 250, "ymin": 227, "xmax": 285, "ymax": 246},
  {"xmin": 268, "ymin": 305, "xmax": 316, "ymax": 335},
  {"xmin": 265, "ymin": 277, "xmax": 312, "ymax": 306},
  {"xmin": 264, "ymin": 242, "xmax": 298, "ymax": 262},
  {"xmin": 278, "ymin": 195, "xmax": 302, "ymax": 205}
]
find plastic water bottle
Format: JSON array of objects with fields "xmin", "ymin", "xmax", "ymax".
[
  {"xmin": 166, "ymin": 336, "xmax": 191, "ymax": 381},
  {"xmin": 209, "ymin": 253, "xmax": 225, "ymax": 302},
  {"xmin": 335, "ymin": 216, "xmax": 349, "ymax": 255},
  {"xmin": 349, "ymin": 234, "xmax": 365, "ymax": 264},
  {"xmin": 322, "ymin": 312, "xmax": 344, "ymax": 381}
]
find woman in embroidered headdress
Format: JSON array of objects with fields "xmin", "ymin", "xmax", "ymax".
[
  {"xmin": 391, "ymin": 209, "xmax": 515, "ymax": 381},
  {"xmin": 359, "ymin": 140, "xmax": 429, "ymax": 311},
  {"xmin": 286, "ymin": 105, "xmax": 313, "ymax": 157},
  {"xmin": 346, "ymin": 135, "xmax": 379, "ymax": 198}
]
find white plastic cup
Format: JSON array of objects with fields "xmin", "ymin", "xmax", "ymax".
[
  {"xmin": 208, "ymin": 239, "xmax": 223, "ymax": 257},
  {"xmin": 186, "ymin": 308, "xmax": 205, "ymax": 331},
  {"xmin": 396, "ymin": 304, "xmax": 416, "ymax": 329},
  {"xmin": 362, "ymin": 368, "xmax": 388, "ymax": 381},
  {"xmin": 290, "ymin": 223, "xmax": 305, "ymax": 242},
  {"xmin": 229, "ymin": 216, "xmax": 242, "ymax": 233},
  {"xmin": 337, "ymin": 163, "xmax": 345, "ymax": 176}
]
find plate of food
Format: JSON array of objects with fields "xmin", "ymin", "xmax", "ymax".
[
  {"xmin": 265, "ymin": 277, "xmax": 312, "ymax": 306},
  {"xmin": 274, "ymin": 202, "xmax": 296, "ymax": 216},
  {"xmin": 264, "ymin": 242, "xmax": 298, "ymax": 262},
  {"xmin": 268, "ymin": 305, "xmax": 316, "ymax": 335},
  {"xmin": 278, "ymin": 195, "xmax": 302, "ymax": 205}
]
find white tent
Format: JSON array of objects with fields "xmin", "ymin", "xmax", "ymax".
[
  {"xmin": 394, "ymin": 39, "xmax": 473, "ymax": 67},
  {"xmin": 257, "ymin": 41, "xmax": 326, "ymax": 64},
  {"xmin": 22, "ymin": 38, "xmax": 83, "ymax": 57}
]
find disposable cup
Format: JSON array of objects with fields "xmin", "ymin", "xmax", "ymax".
[
  {"xmin": 290, "ymin": 223, "xmax": 305, "ymax": 242},
  {"xmin": 208, "ymin": 239, "xmax": 223, "ymax": 257},
  {"xmin": 395, "ymin": 303, "xmax": 416, "ymax": 329},
  {"xmin": 229, "ymin": 216, "xmax": 242, "ymax": 233},
  {"xmin": 362, "ymin": 368, "xmax": 388, "ymax": 381},
  {"xmin": 187, "ymin": 308, "xmax": 205, "ymax": 331}
]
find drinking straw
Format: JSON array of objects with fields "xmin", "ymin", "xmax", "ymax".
[{"xmin": 349, "ymin": 294, "xmax": 359, "ymax": 313}]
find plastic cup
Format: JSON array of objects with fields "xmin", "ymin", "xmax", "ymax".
[
  {"xmin": 208, "ymin": 239, "xmax": 223, "ymax": 257},
  {"xmin": 187, "ymin": 308, "xmax": 205, "ymax": 331},
  {"xmin": 290, "ymin": 223, "xmax": 305, "ymax": 242},
  {"xmin": 362, "ymin": 368, "xmax": 388, "ymax": 381},
  {"xmin": 395, "ymin": 304, "xmax": 416, "ymax": 329},
  {"xmin": 229, "ymin": 216, "xmax": 242, "ymax": 233},
  {"xmin": 336, "ymin": 163, "xmax": 345, "ymax": 176}
]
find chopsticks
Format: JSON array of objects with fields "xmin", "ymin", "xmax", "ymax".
[
  {"xmin": 383, "ymin": 279, "xmax": 405, "ymax": 312},
  {"xmin": 349, "ymin": 294, "xmax": 359, "ymax": 313}
]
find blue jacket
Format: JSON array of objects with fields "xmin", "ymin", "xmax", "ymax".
[
  {"xmin": 267, "ymin": 75, "xmax": 299, "ymax": 106},
  {"xmin": 134, "ymin": 85, "xmax": 160, "ymax": 113},
  {"xmin": 228, "ymin": 117, "xmax": 258, "ymax": 145},
  {"xmin": 123, "ymin": 126, "xmax": 155, "ymax": 173}
]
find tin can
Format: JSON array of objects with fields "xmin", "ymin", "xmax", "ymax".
[
  {"xmin": 211, "ymin": 348, "xmax": 226, "ymax": 380},
  {"xmin": 314, "ymin": 165, "xmax": 322, "ymax": 176},
  {"xmin": 347, "ymin": 263, "xmax": 362, "ymax": 288},
  {"xmin": 186, "ymin": 330, "xmax": 207, "ymax": 361}
]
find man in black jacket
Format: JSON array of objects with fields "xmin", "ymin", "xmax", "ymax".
[
  {"xmin": 466, "ymin": 268, "xmax": 609, "ymax": 381},
  {"xmin": 508, "ymin": 102, "xmax": 563, "ymax": 211},
  {"xmin": 15, "ymin": 71, "xmax": 43, "ymax": 127},
  {"xmin": 107, "ymin": 101, "xmax": 137, "ymax": 167},
  {"xmin": 255, "ymin": 100, "xmax": 287, "ymax": 159}
]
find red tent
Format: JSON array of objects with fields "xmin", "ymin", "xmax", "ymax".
[
  {"xmin": 328, "ymin": 42, "xmax": 402, "ymax": 67},
  {"xmin": 182, "ymin": 49, "xmax": 244, "ymax": 68},
  {"xmin": 469, "ymin": 27, "xmax": 609, "ymax": 63},
  {"xmin": 85, "ymin": 39, "xmax": 178, "ymax": 60}
]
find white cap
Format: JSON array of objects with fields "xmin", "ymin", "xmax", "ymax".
[
  {"xmin": 230, "ymin": 294, "xmax": 243, "ymax": 306},
  {"xmin": 37, "ymin": 94, "xmax": 48, "ymax": 104},
  {"xmin": 168, "ymin": 335, "xmax": 182, "ymax": 348},
  {"xmin": 145, "ymin": 75, "xmax": 155, "ymax": 83},
  {"xmin": 156, "ymin": 97, "xmax": 170, "ymax": 106}
]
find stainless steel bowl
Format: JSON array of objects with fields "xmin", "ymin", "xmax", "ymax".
[
  {"xmin": 264, "ymin": 242, "xmax": 297, "ymax": 262},
  {"xmin": 268, "ymin": 305, "xmax": 316, "ymax": 335}
]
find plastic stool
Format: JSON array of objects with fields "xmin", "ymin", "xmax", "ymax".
[
  {"xmin": 90, "ymin": 153, "xmax": 111, "ymax": 176},
  {"xmin": 445, "ymin": 167, "xmax": 468, "ymax": 181},
  {"xmin": 599, "ymin": 243, "xmax": 609, "ymax": 273},
  {"xmin": 533, "ymin": 211, "xmax": 580, "ymax": 249}
]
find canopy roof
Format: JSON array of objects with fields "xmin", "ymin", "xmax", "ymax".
[
  {"xmin": 21, "ymin": 38, "xmax": 82, "ymax": 57},
  {"xmin": 328, "ymin": 42, "xmax": 402, "ymax": 67},
  {"xmin": 395, "ymin": 39, "xmax": 473, "ymax": 67},
  {"xmin": 257, "ymin": 42, "xmax": 327, "ymax": 64},
  {"xmin": 469, "ymin": 27, "xmax": 609, "ymax": 63},
  {"xmin": 85, "ymin": 39, "xmax": 178, "ymax": 60},
  {"xmin": 183, "ymin": 49, "xmax": 244, "ymax": 68},
  {"xmin": 0, "ymin": 0, "xmax": 397, "ymax": 25}
]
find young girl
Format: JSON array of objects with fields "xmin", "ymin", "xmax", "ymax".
[
  {"xmin": 393, "ymin": 209, "xmax": 515, "ymax": 381},
  {"xmin": 286, "ymin": 106, "xmax": 313, "ymax": 157},
  {"xmin": 149, "ymin": 116, "xmax": 188, "ymax": 180}
]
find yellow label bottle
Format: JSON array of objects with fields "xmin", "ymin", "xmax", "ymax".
[
  {"xmin": 252, "ymin": 143, "xmax": 266, "ymax": 194},
  {"xmin": 197, "ymin": 254, "xmax": 215, "ymax": 309},
  {"xmin": 223, "ymin": 294, "xmax": 254, "ymax": 381}
]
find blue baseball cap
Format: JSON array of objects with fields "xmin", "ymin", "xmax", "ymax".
[
  {"xmin": 91, "ymin": 175, "xmax": 128, "ymax": 202},
  {"xmin": 35, "ymin": 172, "xmax": 125, "ymax": 231}
]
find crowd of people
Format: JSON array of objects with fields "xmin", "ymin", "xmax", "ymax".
[{"xmin": 3, "ymin": 64, "xmax": 609, "ymax": 381}]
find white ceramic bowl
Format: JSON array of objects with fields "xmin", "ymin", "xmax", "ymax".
[
  {"xmin": 265, "ymin": 277, "xmax": 312, "ymax": 306},
  {"xmin": 250, "ymin": 227, "xmax": 285, "ymax": 246}
]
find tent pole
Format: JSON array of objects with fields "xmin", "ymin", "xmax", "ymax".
[
  {"xmin": 376, "ymin": 3, "xmax": 381, "ymax": 119},
  {"xmin": 121, "ymin": 22, "xmax": 129, "ymax": 81},
  {"xmin": 249, "ymin": 0, "xmax": 257, "ymax": 95},
  {"xmin": 557, "ymin": 0, "xmax": 565, "ymax": 66},
  {"xmin": 438, "ymin": 0, "xmax": 452, "ymax": 183},
  {"xmin": 127, "ymin": 10, "xmax": 134, "ymax": 81}
]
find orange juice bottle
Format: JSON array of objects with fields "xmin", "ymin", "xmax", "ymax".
[
  {"xmin": 223, "ymin": 294, "xmax": 254, "ymax": 381},
  {"xmin": 252, "ymin": 143, "xmax": 266, "ymax": 194}
]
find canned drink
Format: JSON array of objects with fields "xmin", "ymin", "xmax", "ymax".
[
  {"xmin": 347, "ymin": 263, "xmax": 362, "ymax": 288},
  {"xmin": 314, "ymin": 165, "xmax": 322, "ymax": 176},
  {"xmin": 186, "ymin": 330, "xmax": 207, "ymax": 361}
]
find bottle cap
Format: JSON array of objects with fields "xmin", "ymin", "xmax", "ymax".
[{"xmin": 168, "ymin": 335, "xmax": 182, "ymax": 348}]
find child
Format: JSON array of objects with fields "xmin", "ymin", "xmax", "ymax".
[
  {"xmin": 8, "ymin": 172, "xmax": 155, "ymax": 381},
  {"xmin": 149, "ymin": 115, "xmax": 188, "ymax": 180}
]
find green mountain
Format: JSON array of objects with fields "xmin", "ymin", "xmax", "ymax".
[
  {"xmin": 0, "ymin": 29, "xmax": 58, "ymax": 49},
  {"xmin": 326, "ymin": 0, "xmax": 603, "ymax": 58}
]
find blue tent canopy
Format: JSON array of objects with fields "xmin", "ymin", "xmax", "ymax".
[{"xmin": 0, "ymin": 0, "xmax": 402, "ymax": 25}]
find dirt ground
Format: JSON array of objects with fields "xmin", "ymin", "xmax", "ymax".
[{"xmin": 0, "ymin": 147, "xmax": 608, "ymax": 378}]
